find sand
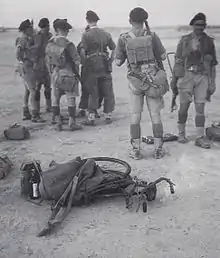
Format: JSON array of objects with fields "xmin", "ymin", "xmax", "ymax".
[{"xmin": 1, "ymin": 29, "xmax": 220, "ymax": 258}]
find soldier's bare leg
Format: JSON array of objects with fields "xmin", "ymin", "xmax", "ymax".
[
  {"xmin": 178, "ymin": 102, "xmax": 190, "ymax": 143},
  {"xmin": 23, "ymin": 83, "xmax": 31, "ymax": 120},
  {"xmin": 147, "ymin": 96, "xmax": 165, "ymax": 159},
  {"xmin": 194, "ymin": 103, "xmax": 211, "ymax": 148},
  {"xmin": 129, "ymin": 90, "xmax": 143, "ymax": 160},
  {"xmin": 65, "ymin": 92, "xmax": 82, "ymax": 131}
]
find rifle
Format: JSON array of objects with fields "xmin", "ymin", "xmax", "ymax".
[{"xmin": 167, "ymin": 52, "xmax": 178, "ymax": 112}]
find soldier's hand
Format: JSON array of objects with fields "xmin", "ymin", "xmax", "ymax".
[
  {"xmin": 115, "ymin": 59, "xmax": 122, "ymax": 66},
  {"xmin": 208, "ymin": 81, "xmax": 216, "ymax": 95},
  {"xmin": 170, "ymin": 76, "xmax": 179, "ymax": 96}
]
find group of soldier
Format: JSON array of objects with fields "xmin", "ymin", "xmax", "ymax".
[{"xmin": 15, "ymin": 7, "xmax": 218, "ymax": 160}]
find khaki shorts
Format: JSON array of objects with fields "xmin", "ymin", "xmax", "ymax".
[
  {"xmin": 129, "ymin": 84, "xmax": 164, "ymax": 115},
  {"xmin": 177, "ymin": 71, "xmax": 209, "ymax": 104},
  {"xmin": 22, "ymin": 65, "xmax": 37, "ymax": 91}
]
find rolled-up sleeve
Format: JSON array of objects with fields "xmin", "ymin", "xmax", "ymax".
[
  {"xmin": 153, "ymin": 32, "xmax": 166, "ymax": 57},
  {"xmin": 115, "ymin": 36, "xmax": 127, "ymax": 64},
  {"xmin": 107, "ymin": 33, "xmax": 116, "ymax": 50}
]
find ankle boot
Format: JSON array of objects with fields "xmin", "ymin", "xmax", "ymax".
[
  {"xmin": 68, "ymin": 106, "xmax": 83, "ymax": 131},
  {"xmin": 22, "ymin": 107, "xmax": 31, "ymax": 120},
  {"xmin": 178, "ymin": 123, "xmax": 188, "ymax": 143},
  {"xmin": 129, "ymin": 139, "xmax": 142, "ymax": 160},
  {"xmin": 154, "ymin": 138, "xmax": 164, "ymax": 159}
]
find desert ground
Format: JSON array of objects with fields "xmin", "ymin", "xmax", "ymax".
[{"xmin": 1, "ymin": 28, "xmax": 220, "ymax": 258}]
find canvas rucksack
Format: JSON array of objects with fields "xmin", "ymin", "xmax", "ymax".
[
  {"xmin": 46, "ymin": 37, "xmax": 68, "ymax": 69},
  {"xmin": 124, "ymin": 30, "xmax": 169, "ymax": 98}
]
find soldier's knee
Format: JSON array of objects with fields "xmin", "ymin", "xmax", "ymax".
[
  {"xmin": 150, "ymin": 111, "xmax": 162, "ymax": 124},
  {"xmin": 131, "ymin": 113, "xmax": 141, "ymax": 124},
  {"xmin": 195, "ymin": 103, "xmax": 205, "ymax": 115}
]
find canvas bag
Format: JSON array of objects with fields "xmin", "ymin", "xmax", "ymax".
[{"xmin": 125, "ymin": 31, "xmax": 169, "ymax": 98}]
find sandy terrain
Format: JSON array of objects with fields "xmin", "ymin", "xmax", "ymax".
[{"xmin": 1, "ymin": 30, "xmax": 220, "ymax": 258}]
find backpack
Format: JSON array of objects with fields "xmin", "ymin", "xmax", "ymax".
[
  {"xmin": 4, "ymin": 123, "xmax": 30, "ymax": 140},
  {"xmin": 46, "ymin": 38, "xmax": 68, "ymax": 69},
  {"xmin": 124, "ymin": 31, "xmax": 169, "ymax": 98}
]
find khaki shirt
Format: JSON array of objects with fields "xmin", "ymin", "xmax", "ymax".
[
  {"xmin": 174, "ymin": 32, "xmax": 218, "ymax": 76},
  {"xmin": 80, "ymin": 26, "xmax": 116, "ymax": 56}
]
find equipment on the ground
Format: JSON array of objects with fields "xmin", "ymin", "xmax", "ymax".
[
  {"xmin": 4, "ymin": 123, "xmax": 30, "ymax": 140},
  {"xmin": 142, "ymin": 133, "xmax": 178, "ymax": 144},
  {"xmin": 206, "ymin": 122, "xmax": 220, "ymax": 141},
  {"xmin": 0, "ymin": 155, "xmax": 13, "ymax": 180},
  {"xmin": 20, "ymin": 156, "xmax": 175, "ymax": 237}
]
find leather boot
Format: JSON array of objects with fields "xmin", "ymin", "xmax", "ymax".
[
  {"xmin": 22, "ymin": 107, "xmax": 31, "ymax": 120},
  {"xmin": 31, "ymin": 110, "xmax": 46, "ymax": 123},
  {"xmin": 68, "ymin": 106, "xmax": 83, "ymax": 131},
  {"xmin": 129, "ymin": 139, "xmax": 142, "ymax": 160},
  {"xmin": 82, "ymin": 112, "xmax": 96, "ymax": 126},
  {"xmin": 52, "ymin": 106, "xmax": 62, "ymax": 131},
  {"xmin": 154, "ymin": 138, "xmax": 165, "ymax": 159},
  {"xmin": 195, "ymin": 127, "xmax": 211, "ymax": 149},
  {"xmin": 129, "ymin": 124, "xmax": 142, "ymax": 160},
  {"xmin": 178, "ymin": 123, "xmax": 188, "ymax": 143}
]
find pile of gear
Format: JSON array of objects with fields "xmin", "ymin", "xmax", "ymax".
[{"xmin": 20, "ymin": 156, "xmax": 175, "ymax": 237}]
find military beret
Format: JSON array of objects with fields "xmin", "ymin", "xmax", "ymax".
[
  {"xmin": 53, "ymin": 19, "xmax": 72, "ymax": 30},
  {"xmin": 38, "ymin": 18, "xmax": 49, "ymax": 28},
  {"xmin": 129, "ymin": 7, "xmax": 148, "ymax": 23},
  {"xmin": 86, "ymin": 10, "xmax": 100, "ymax": 22},
  {"xmin": 18, "ymin": 19, "xmax": 32, "ymax": 32},
  {"xmin": 190, "ymin": 13, "xmax": 206, "ymax": 26}
]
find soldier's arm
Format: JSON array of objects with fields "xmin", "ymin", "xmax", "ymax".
[
  {"xmin": 152, "ymin": 32, "xmax": 166, "ymax": 60},
  {"xmin": 67, "ymin": 42, "xmax": 81, "ymax": 74},
  {"xmin": 107, "ymin": 33, "xmax": 116, "ymax": 63},
  {"xmin": 115, "ymin": 36, "xmax": 127, "ymax": 66},
  {"xmin": 15, "ymin": 37, "xmax": 26, "ymax": 62},
  {"xmin": 210, "ymin": 39, "xmax": 218, "ymax": 84},
  {"xmin": 173, "ymin": 37, "xmax": 185, "ymax": 77},
  {"xmin": 79, "ymin": 33, "xmax": 88, "ymax": 64}
]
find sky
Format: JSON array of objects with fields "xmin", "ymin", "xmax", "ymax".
[{"xmin": 1, "ymin": 0, "xmax": 220, "ymax": 28}]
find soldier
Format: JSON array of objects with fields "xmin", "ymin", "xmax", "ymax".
[
  {"xmin": 45, "ymin": 19, "xmax": 82, "ymax": 131},
  {"xmin": 115, "ymin": 7, "xmax": 169, "ymax": 160},
  {"xmin": 34, "ymin": 18, "xmax": 53, "ymax": 114},
  {"xmin": 77, "ymin": 36, "xmax": 103, "ymax": 119},
  {"xmin": 16, "ymin": 19, "xmax": 46, "ymax": 122},
  {"xmin": 172, "ymin": 13, "xmax": 218, "ymax": 149},
  {"xmin": 80, "ymin": 10, "xmax": 116, "ymax": 125}
]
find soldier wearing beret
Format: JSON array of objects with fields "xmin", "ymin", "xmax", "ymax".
[
  {"xmin": 172, "ymin": 13, "xmax": 218, "ymax": 149},
  {"xmin": 33, "ymin": 18, "xmax": 53, "ymax": 115},
  {"xmin": 16, "ymin": 19, "xmax": 46, "ymax": 122},
  {"xmin": 115, "ymin": 8, "xmax": 168, "ymax": 160},
  {"xmin": 46, "ymin": 19, "xmax": 82, "ymax": 131},
  {"xmin": 80, "ymin": 10, "xmax": 116, "ymax": 126},
  {"xmin": 77, "ymin": 24, "xmax": 103, "ymax": 119}
]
